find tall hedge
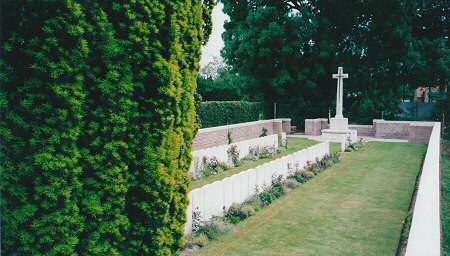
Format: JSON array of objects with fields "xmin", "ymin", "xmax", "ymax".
[
  {"xmin": 197, "ymin": 101, "xmax": 263, "ymax": 128},
  {"xmin": 1, "ymin": 1, "xmax": 213, "ymax": 254}
]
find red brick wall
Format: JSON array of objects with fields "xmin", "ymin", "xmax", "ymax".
[
  {"xmin": 408, "ymin": 123, "xmax": 434, "ymax": 143},
  {"xmin": 348, "ymin": 125, "xmax": 375, "ymax": 136},
  {"xmin": 374, "ymin": 120, "xmax": 434, "ymax": 143},
  {"xmin": 193, "ymin": 119, "xmax": 288, "ymax": 150}
]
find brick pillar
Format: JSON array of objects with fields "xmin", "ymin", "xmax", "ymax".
[
  {"xmin": 281, "ymin": 118, "xmax": 292, "ymax": 134},
  {"xmin": 273, "ymin": 119, "xmax": 283, "ymax": 135}
]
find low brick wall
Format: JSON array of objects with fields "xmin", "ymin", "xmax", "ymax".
[
  {"xmin": 374, "ymin": 121, "xmax": 411, "ymax": 140},
  {"xmin": 304, "ymin": 118, "xmax": 433, "ymax": 143},
  {"xmin": 193, "ymin": 119, "xmax": 288, "ymax": 150},
  {"xmin": 348, "ymin": 125, "xmax": 375, "ymax": 137},
  {"xmin": 408, "ymin": 122, "xmax": 434, "ymax": 143},
  {"xmin": 374, "ymin": 120, "xmax": 434, "ymax": 143}
]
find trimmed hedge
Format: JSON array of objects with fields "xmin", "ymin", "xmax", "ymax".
[
  {"xmin": 197, "ymin": 101, "xmax": 263, "ymax": 128},
  {"xmin": 1, "ymin": 1, "xmax": 213, "ymax": 255}
]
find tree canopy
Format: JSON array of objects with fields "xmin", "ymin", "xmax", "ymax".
[{"xmin": 220, "ymin": 0, "xmax": 449, "ymax": 126}]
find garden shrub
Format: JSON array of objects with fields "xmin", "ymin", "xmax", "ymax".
[
  {"xmin": 196, "ymin": 219, "xmax": 230, "ymax": 240},
  {"xmin": 192, "ymin": 234, "xmax": 209, "ymax": 247},
  {"xmin": 284, "ymin": 178, "xmax": 302, "ymax": 189},
  {"xmin": 197, "ymin": 101, "xmax": 263, "ymax": 128},
  {"xmin": 240, "ymin": 204, "xmax": 257, "ymax": 218},
  {"xmin": 1, "ymin": 1, "xmax": 213, "ymax": 254},
  {"xmin": 227, "ymin": 144, "xmax": 240, "ymax": 166},
  {"xmin": 259, "ymin": 175, "xmax": 286, "ymax": 206},
  {"xmin": 260, "ymin": 127, "xmax": 268, "ymax": 137}
]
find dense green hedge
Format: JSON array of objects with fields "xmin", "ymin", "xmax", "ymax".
[
  {"xmin": 197, "ymin": 101, "xmax": 263, "ymax": 128},
  {"xmin": 1, "ymin": 1, "xmax": 213, "ymax": 254}
]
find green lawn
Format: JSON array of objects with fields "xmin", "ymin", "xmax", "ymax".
[
  {"xmin": 189, "ymin": 137, "xmax": 319, "ymax": 190},
  {"xmin": 443, "ymin": 141, "xmax": 450, "ymax": 256},
  {"xmin": 195, "ymin": 142, "xmax": 426, "ymax": 256}
]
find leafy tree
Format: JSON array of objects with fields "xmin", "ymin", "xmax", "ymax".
[
  {"xmin": 221, "ymin": 0, "xmax": 447, "ymax": 125},
  {"xmin": 197, "ymin": 57, "xmax": 241, "ymax": 100},
  {"xmin": 1, "ymin": 0, "xmax": 213, "ymax": 254}
]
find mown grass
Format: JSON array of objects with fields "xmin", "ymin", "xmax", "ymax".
[
  {"xmin": 189, "ymin": 137, "xmax": 319, "ymax": 190},
  {"xmin": 195, "ymin": 142, "xmax": 426, "ymax": 256},
  {"xmin": 442, "ymin": 140, "xmax": 450, "ymax": 256}
]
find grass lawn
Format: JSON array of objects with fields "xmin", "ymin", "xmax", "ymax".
[
  {"xmin": 195, "ymin": 142, "xmax": 427, "ymax": 256},
  {"xmin": 189, "ymin": 137, "xmax": 319, "ymax": 190},
  {"xmin": 443, "ymin": 140, "xmax": 450, "ymax": 256}
]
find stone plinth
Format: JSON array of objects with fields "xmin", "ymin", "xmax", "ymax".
[
  {"xmin": 329, "ymin": 117, "xmax": 348, "ymax": 130},
  {"xmin": 321, "ymin": 129, "xmax": 357, "ymax": 143}
]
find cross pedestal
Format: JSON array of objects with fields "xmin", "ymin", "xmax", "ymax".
[{"xmin": 321, "ymin": 67, "xmax": 357, "ymax": 143}]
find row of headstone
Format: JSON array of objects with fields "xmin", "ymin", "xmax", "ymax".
[
  {"xmin": 185, "ymin": 141, "xmax": 330, "ymax": 234},
  {"xmin": 190, "ymin": 133, "xmax": 284, "ymax": 174}
]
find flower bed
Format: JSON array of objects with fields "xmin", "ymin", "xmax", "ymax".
[{"xmin": 190, "ymin": 134, "xmax": 285, "ymax": 181}]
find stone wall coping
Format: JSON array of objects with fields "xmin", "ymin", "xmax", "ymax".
[
  {"xmin": 377, "ymin": 120, "xmax": 412, "ymax": 124},
  {"xmin": 409, "ymin": 122, "xmax": 435, "ymax": 127},
  {"xmin": 305, "ymin": 118, "xmax": 328, "ymax": 121},
  {"xmin": 197, "ymin": 119, "xmax": 282, "ymax": 134},
  {"xmin": 279, "ymin": 118, "xmax": 292, "ymax": 121},
  {"xmin": 348, "ymin": 124, "xmax": 373, "ymax": 128}
]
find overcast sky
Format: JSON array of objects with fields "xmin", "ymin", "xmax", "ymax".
[{"xmin": 200, "ymin": 3, "xmax": 229, "ymax": 68}]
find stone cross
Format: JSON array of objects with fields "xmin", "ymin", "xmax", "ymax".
[{"xmin": 332, "ymin": 67, "xmax": 348, "ymax": 118}]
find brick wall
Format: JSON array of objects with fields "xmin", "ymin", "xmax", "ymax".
[
  {"xmin": 305, "ymin": 118, "xmax": 328, "ymax": 135},
  {"xmin": 374, "ymin": 120, "xmax": 434, "ymax": 143},
  {"xmin": 408, "ymin": 122, "xmax": 434, "ymax": 143},
  {"xmin": 348, "ymin": 125, "xmax": 375, "ymax": 136},
  {"xmin": 303, "ymin": 118, "xmax": 433, "ymax": 143},
  {"xmin": 374, "ymin": 121, "xmax": 411, "ymax": 139},
  {"xmin": 193, "ymin": 119, "xmax": 288, "ymax": 150}
]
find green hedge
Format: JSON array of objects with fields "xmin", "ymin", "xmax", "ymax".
[
  {"xmin": 1, "ymin": 1, "xmax": 213, "ymax": 255},
  {"xmin": 197, "ymin": 101, "xmax": 263, "ymax": 128}
]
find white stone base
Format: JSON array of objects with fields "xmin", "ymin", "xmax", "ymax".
[
  {"xmin": 330, "ymin": 117, "xmax": 348, "ymax": 130},
  {"xmin": 321, "ymin": 129, "xmax": 357, "ymax": 143}
]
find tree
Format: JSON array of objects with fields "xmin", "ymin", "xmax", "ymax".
[
  {"xmin": 221, "ymin": 0, "xmax": 431, "ymax": 125},
  {"xmin": 197, "ymin": 57, "xmax": 241, "ymax": 100},
  {"xmin": 1, "ymin": 0, "xmax": 213, "ymax": 254}
]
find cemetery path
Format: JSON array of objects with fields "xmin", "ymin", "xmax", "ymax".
[{"xmin": 195, "ymin": 142, "xmax": 427, "ymax": 256}]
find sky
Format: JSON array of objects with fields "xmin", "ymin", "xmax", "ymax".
[{"xmin": 200, "ymin": 2, "xmax": 229, "ymax": 68}]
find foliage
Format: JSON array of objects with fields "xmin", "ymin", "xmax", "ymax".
[
  {"xmin": 1, "ymin": 0, "xmax": 213, "ymax": 254},
  {"xmin": 227, "ymin": 129, "xmax": 233, "ymax": 144},
  {"xmin": 196, "ymin": 218, "xmax": 231, "ymax": 240},
  {"xmin": 442, "ymin": 141, "xmax": 450, "ymax": 255},
  {"xmin": 249, "ymin": 145, "xmax": 277, "ymax": 159},
  {"xmin": 221, "ymin": 0, "xmax": 449, "ymax": 126},
  {"xmin": 288, "ymin": 153, "xmax": 339, "ymax": 183},
  {"xmin": 197, "ymin": 57, "xmax": 241, "ymax": 100},
  {"xmin": 259, "ymin": 175, "xmax": 286, "ymax": 206},
  {"xmin": 197, "ymin": 101, "xmax": 263, "ymax": 128},
  {"xmin": 345, "ymin": 138, "xmax": 365, "ymax": 152},
  {"xmin": 200, "ymin": 156, "xmax": 229, "ymax": 178},
  {"xmin": 260, "ymin": 127, "xmax": 268, "ymax": 137},
  {"xmin": 225, "ymin": 201, "xmax": 261, "ymax": 224},
  {"xmin": 227, "ymin": 144, "xmax": 240, "ymax": 166}
]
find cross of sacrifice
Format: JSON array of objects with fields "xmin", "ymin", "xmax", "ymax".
[{"xmin": 332, "ymin": 67, "xmax": 348, "ymax": 118}]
